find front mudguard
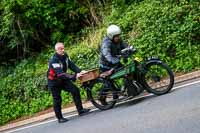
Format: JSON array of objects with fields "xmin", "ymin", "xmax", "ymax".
[{"xmin": 141, "ymin": 57, "xmax": 163, "ymax": 74}]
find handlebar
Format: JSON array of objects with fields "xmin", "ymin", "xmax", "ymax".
[{"xmin": 120, "ymin": 46, "xmax": 137, "ymax": 56}]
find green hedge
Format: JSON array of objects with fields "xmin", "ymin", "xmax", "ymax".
[{"xmin": 108, "ymin": 0, "xmax": 200, "ymax": 71}]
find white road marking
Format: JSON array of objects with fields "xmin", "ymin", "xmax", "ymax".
[
  {"xmin": 4, "ymin": 111, "xmax": 98, "ymax": 133},
  {"xmin": 4, "ymin": 80, "xmax": 200, "ymax": 133}
]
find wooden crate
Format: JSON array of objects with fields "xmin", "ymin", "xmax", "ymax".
[{"xmin": 78, "ymin": 69, "xmax": 99, "ymax": 83}]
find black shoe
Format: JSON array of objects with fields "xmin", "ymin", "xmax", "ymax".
[
  {"xmin": 78, "ymin": 108, "xmax": 90, "ymax": 116},
  {"xmin": 58, "ymin": 117, "xmax": 69, "ymax": 123}
]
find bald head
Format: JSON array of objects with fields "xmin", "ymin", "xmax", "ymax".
[{"xmin": 55, "ymin": 42, "xmax": 65, "ymax": 55}]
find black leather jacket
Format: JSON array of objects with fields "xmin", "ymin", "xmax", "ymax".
[{"xmin": 47, "ymin": 53, "xmax": 81, "ymax": 87}]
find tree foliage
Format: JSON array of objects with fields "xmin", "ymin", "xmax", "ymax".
[{"xmin": 0, "ymin": 0, "xmax": 106, "ymax": 64}]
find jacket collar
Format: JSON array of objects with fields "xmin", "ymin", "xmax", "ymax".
[{"xmin": 55, "ymin": 53, "xmax": 67, "ymax": 62}]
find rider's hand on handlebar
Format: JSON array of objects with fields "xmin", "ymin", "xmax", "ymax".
[
  {"xmin": 130, "ymin": 46, "xmax": 137, "ymax": 52},
  {"xmin": 121, "ymin": 46, "xmax": 137, "ymax": 56},
  {"xmin": 116, "ymin": 55, "xmax": 122, "ymax": 58}
]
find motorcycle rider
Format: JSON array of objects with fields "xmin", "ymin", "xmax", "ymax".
[
  {"xmin": 99, "ymin": 24, "xmax": 129, "ymax": 72},
  {"xmin": 99, "ymin": 25, "xmax": 130, "ymax": 104}
]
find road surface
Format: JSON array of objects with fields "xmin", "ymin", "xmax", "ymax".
[{"xmin": 7, "ymin": 80, "xmax": 200, "ymax": 133}]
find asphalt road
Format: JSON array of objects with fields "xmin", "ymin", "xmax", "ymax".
[{"xmin": 11, "ymin": 81, "xmax": 200, "ymax": 133}]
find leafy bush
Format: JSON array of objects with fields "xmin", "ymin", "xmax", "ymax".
[{"xmin": 109, "ymin": 0, "xmax": 200, "ymax": 71}]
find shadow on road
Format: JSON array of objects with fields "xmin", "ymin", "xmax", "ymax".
[{"xmin": 67, "ymin": 89, "xmax": 178, "ymax": 121}]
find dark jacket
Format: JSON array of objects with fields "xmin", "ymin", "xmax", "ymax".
[
  {"xmin": 47, "ymin": 53, "xmax": 81, "ymax": 87},
  {"xmin": 99, "ymin": 36, "xmax": 128, "ymax": 68}
]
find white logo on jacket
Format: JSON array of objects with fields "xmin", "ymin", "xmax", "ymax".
[
  {"xmin": 52, "ymin": 63, "xmax": 61, "ymax": 68},
  {"xmin": 52, "ymin": 57, "xmax": 69, "ymax": 69}
]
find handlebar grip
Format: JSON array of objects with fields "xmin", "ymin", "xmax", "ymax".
[
  {"xmin": 121, "ymin": 46, "xmax": 137, "ymax": 54},
  {"xmin": 121, "ymin": 47, "xmax": 130, "ymax": 53}
]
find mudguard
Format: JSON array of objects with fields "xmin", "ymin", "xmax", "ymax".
[{"xmin": 141, "ymin": 57, "xmax": 163, "ymax": 74}]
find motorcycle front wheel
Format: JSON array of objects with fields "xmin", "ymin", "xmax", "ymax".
[{"xmin": 141, "ymin": 61, "xmax": 174, "ymax": 95}]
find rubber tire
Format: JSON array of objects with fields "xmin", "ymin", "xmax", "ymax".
[
  {"xmin": 87, "ymin": 78, "xmax": 116, "ymax": 110},
  {"xmin": 141, "ymin": 61, "xmax": 174, "ymax": 95}
]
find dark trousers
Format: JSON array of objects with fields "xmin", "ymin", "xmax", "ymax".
[{"xmin": 49, "ymin": 80, "xmax": 83, "ymax": 119}]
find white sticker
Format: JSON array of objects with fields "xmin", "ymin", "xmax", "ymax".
[{"xmin": 52, "ymin": 63, "xmax": 61, "ymax": 68}]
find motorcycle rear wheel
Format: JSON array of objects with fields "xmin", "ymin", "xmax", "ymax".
[{"xmin": 87, "ymin": 78, "xmax": 116, "ymax": 110}]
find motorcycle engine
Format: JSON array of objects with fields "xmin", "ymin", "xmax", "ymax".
[{"xmin": 125, "ymin": 80, "xmax": 143, "ymax": 96}]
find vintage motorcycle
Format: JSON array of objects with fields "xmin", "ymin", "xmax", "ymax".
[{"xmin": 80, "ymin": 46, "xmax": 174, "ymax": 110}]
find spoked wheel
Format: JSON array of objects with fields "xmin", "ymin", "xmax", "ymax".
[
  {"xmin": 87, "ymin": 78, "xmax": 117, "ymax": 110},
  {"xmin": 142, "ymin": 61, "xmax": 174, "ymax": 95}
]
